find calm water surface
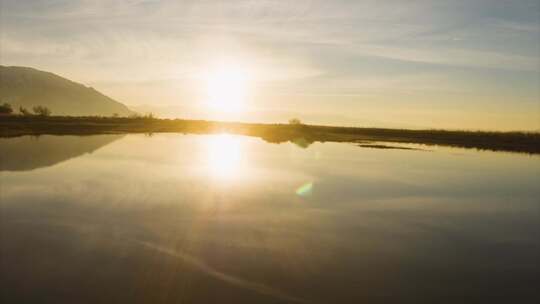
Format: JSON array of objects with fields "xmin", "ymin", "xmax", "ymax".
[{"xmin": 1, "ymin": 134, "xmax": 539, "ymax": 303}]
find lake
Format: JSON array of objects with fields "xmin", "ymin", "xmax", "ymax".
[{"xmin": 1, "ymin": 134, "xmax": 539, "ymax": 303}]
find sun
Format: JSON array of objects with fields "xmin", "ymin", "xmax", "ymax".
[{"xmin": 205, "ymin": 65, "xmax": 250, "ymax": 113}]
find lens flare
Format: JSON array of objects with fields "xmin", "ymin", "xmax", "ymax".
[{"xmin": 296, "ymin": 182, "xmax": 313, "ymax": 196}]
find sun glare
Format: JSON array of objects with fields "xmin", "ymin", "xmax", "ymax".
[
  {"xmin": 205, "ymin": 134, "xmax": 244, "ymax": 179},
  {"xmin": 205, "ymin": 65, "xmax": 250, "ymax": 113}
]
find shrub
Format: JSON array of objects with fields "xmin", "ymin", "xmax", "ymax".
[
  {"xmin": 144, "ymin": 112, "xmax": 155, "ymax": 119},
  {"xmin": 0, "ymin": 103, "xmax": 13, "ymax": 114},
  {"xmin": 288, "ymin": 118, "xmax": 303, "ymax": 125},
  {"xmin": 19, "ymin": 106, "xmax": 32, "ymax": 116},
  {"xmin": 33, "ymin": 105, "xmax": 52, "ymax": 116}
]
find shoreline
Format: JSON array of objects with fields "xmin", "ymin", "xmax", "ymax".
[{"xmin": 1, "ymin": 115, "xmax": 539, "ymax": 154}]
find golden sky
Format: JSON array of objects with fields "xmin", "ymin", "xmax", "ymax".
[{"xmin": 1, "ymin": 0, "xmax": 539, "ymax": 130}]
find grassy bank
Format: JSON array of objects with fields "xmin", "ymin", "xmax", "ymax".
[{"xmin": 1, "ymin": 115, "xmax": 539, "ymax": 154}]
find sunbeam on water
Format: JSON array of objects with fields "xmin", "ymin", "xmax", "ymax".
[{"xmin": 204, "ymin": 134, "xmax": 244, "ymax": 180}]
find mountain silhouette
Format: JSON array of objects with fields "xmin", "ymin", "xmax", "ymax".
[
  {"xmin": 0, "ymin": 135, "xmax": 124, "ymax": 171},
  {"xmin": 0, "ymin": 65, "xmax": 133, "ymax": 116}
]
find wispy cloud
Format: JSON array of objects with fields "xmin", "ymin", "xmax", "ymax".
[{"xmin": 1, "ymin": 0, "xmax": 539, "ymax": 129}]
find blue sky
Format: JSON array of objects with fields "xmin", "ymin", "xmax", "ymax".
[{"xmin": 1, "ymin": 0, "xmax": 539, "ymax": 130}]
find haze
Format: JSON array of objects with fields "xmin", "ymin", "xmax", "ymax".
[{"xmin": 1, "ymin": 0, "xmax": 539, "ymax": 130}]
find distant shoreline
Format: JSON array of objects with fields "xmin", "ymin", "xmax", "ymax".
[{"xmin": 1, "ymin": 115, "xmax": 539, "ymax": 154}]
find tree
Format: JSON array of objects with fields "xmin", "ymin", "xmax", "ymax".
[
  {"xmin": 288, "ymin": 118, "xmax": 302, "ymax": 125},
  {"xmin": 33, "ymin": 105, "xmax": 51, "ymax": 116},
  {"xmin": 0, "ymin": 103, "xmax": 13, "ymax": 115},
  {"xmin": 19, "ymin": 106, "xmax": 32, "ymax": 116},
  {"xmin": 144, "ymin": 112, "xmax": 155, "ymax": 119}
]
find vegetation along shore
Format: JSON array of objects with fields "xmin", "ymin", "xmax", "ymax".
[{"xmin": 1, "ymin": 115, "xmax": 539, "ymax": 154}]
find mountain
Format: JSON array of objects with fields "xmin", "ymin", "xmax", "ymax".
[{"xmin": 0, "ymin": 66, "xmax": 134, "ymax": 116}]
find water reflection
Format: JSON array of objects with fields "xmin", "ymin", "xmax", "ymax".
[
  {"xmin": 204, "ymin": 134, "xmax": 245, "ymax": 179},
  {"xmin": 0, "ymin": 135, "xmax": 123, "ymax": 171},
  {"xmin": 1, "ymin": 134, "xmax": 539, "ymax": 304}
]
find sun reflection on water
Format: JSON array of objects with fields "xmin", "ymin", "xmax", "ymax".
[{"xmin": 205, "ymin": 134, "xmax": 244, "ymax": 179}]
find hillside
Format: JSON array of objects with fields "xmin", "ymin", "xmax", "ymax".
[{"xmin": 0, "ymin": 66, "xmax": 133, "ymax": 116}]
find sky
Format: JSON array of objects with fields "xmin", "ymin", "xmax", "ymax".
[{"xmin": 1, "ymin": 0, "xmax": 539, "ymax": 130}]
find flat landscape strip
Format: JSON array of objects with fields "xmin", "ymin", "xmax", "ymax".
[{"xmin": 1, "ymin": 116, "xmax": 539, "ymax": 154}]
